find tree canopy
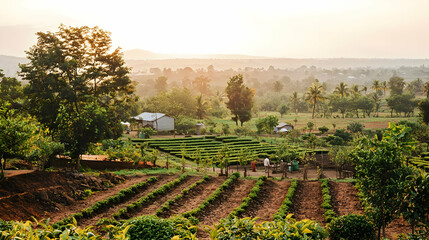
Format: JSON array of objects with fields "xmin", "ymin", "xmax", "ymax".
[
  {"xmin": 225, "ymin": 74, "xmax": 255, "ymax": 126},
  {"xmin": 19, "ymin": 25, "xmax": 136, "ymax": 163}
]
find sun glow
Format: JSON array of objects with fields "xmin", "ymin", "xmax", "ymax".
[{"xmin": 1, "ymin": 0, "xmax": 429, "ymax": 58}]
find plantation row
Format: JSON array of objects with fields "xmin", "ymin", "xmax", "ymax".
[
  {"xmin": 1, "ymin": 171, "xmax": 390, "ymax": 239},
  {"xmin": 47, "ymin": 173, "xmax": 367, "ymax": 239},
  {"xmin": 132, "ymin": 136, "xmax": 324, "ymax": 164}
]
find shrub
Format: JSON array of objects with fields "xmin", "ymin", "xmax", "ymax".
[
  {"xmin": 347, "ymin": 122, "xmax": 365, "ymax": 133},
  {"xmin": 318, "ymin": 126, "xmax": 329, "ymax": 134},
  {"xmin": 326, "ymin": 214, "xmax": 376, "ymax": 240},
  {"xmin": 206, "ymin": 216, "xmax": 327, "ymax": 240},
  {"xmin": 334, "ymin": 129, "xmax": 352, "ymax": 142},
  {"xmin": 126, "ymin": 215, "xmax": 196, "ymax": 240}
]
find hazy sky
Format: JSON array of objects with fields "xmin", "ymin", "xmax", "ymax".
[{"xmin": 1, "ymin": 0, "xmax": 428, "ymax": 58}]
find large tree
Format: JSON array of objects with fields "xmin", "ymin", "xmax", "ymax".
[
  {"xmin": 388, "ymin": 76, "xmax": 406, "ymax": 95},
  {"xmin": 19, "ymin": 25, "xmax": 136, "ymax": 165},
  {"xmin": 305, "ymin": 82, "xmax": 325, "ymax": 119},
  {"xmin": 0, "ymin": 69, "xmax": 24, "ymax": 112},
  {"xmin": 225, "ymin": 74, "xmax": 255, "ymax": 126}
]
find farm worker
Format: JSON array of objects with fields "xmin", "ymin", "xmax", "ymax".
[
  {"xmin": 251, "ymin": 161, "xmax": 256, "ymax": 172},
  {"xmin": 264, "ymin": 157, "xmax": 270, "ymax": 173}
]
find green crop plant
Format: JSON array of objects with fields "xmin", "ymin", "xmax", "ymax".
[
  {"xmin": 113, "ymin": 174, "xmax": 188, "ymax": 219},
  {"xmin": 182, "ymin": 172, "xmax": 240, "ymax": 219},
  {"xmin": 228, "ymin": 175, "xmax": 266, "ymax": 218},
  {"xmin": 273, "ymin": 178, "xmax": 298, "ymax": 221}
]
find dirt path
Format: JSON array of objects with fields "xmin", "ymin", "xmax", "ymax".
[
  {"xmin": 241, "ymin": 179, "xmax": 290, "ymax": 223},
  {"xmin": 291, "ymin": 181, "xmax": 325, "ymax": 224},
  {"xmin": 330, "ymin": 181, "xmax": 363, "ymax": 216},
  {"xmin": 196, "ymin": 179, "xmax": 256, "ymax": 239},
  {"xmin": 77, "ymin": 174, "xmax": 178, "ymax": 226},
  {"xmin": 126, "ymin": 176, "xmax": 202, "ymax": 218},
  {"xmin": 386, "ymin": 218, "xmax": 412, "ymax": 239},
  {"xmin": 158, "ymin": 177, "xmax": 226, "ymax": 219}
]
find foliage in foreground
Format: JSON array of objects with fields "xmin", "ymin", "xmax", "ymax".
[
  {"xmin": 0, "ymin": 218, "xmax": 129, "ymax": 240},
  {"xmin": 326, "ymin": 214, "xmax": 376, "ymax": 240},
  {"xmin": 127, "ymin": 215, "xmax": 196, "ymax": 240},
  {"xmin": 205, "ymin": 215, "xmax": 327, "ymax": 240}
]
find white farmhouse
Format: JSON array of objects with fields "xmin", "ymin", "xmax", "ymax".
[
  {"xmin": 274, "ymin": 122, "xmax": 294, "ymax": 133},
  {"xmin": 132, "ymin": 112, "xmax": 174, "ymax": 131}
]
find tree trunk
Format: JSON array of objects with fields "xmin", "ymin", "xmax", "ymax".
[{"xmin": 0, "ymin": 155, "xmax": 4, "ymax": 180}]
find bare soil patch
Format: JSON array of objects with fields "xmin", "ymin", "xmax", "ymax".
[
  {"xmin": 241, "ymin": 179, "xmax": 290, "ymax": 223},
  {"xmin": 329, "ymin": 181, "xmax": 363, "ymax": 216},
  {"xmin": 291, "ymin": 181, "xmax": 325, "ymax": 224},
  {"xmin": 49, "ymin": 174, "xmax": 151, "ymax": 223},
  {"xmin": 126, "ymin": 175, "xmax": 202, "ymax": 218},
  {"xmin": 158, "ymin": 176, "xmax": 227, "ymax": 219},
  {"xmin": 386, "ymin": 218, "xmax": 412, "ymax": 239},
  {"xmin": 0, "ymin": 171, "xmax": 124, "ymax": 221}
]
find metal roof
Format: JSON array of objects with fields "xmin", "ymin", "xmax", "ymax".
[{"xmin": 132, "ymin": 112, "xmax": 166, "ymax": 121}]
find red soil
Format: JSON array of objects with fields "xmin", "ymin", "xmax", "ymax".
[
  {"xmin": 329, "ymin": 181, "xmax": 363, "ymax": 216},
  {"xmin": 196, "ymin": 179, "xmax": 256, "ymax": 239},
  {"xmin": 291, "ymin": 180, "xmax": 326, "ymax": 224},
  {"xmin": 241, "ymin": 179, "xmax": 291, "ymax": 223}
]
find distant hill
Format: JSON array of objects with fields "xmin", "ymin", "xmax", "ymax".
[
  {"xmin": 123, "ymin": 49, "xmax": 266, "ymax": 60},
  {"xmin": 0, "ymin": 55, "xmax": 28, "ymax": 77},
  {"xmin": 126, "ymin": 58, "xmax": 429, "ymax": 71}
]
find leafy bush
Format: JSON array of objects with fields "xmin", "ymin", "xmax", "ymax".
[
  {"xmin": 324, "ymin": 135, "xmax": 344, "ymax": 145},
  {"xmin": 326, "ymin": 214, "xmax": 376, "ymax": 240},
  {"xmin": 206, "ymin": 216, "xmax": 327, "ymax": 240},
  {"xmin": 318, "ymin": 126, "xmax": 329, "ymax": 134},
  {"xmin": 334, "ymin": 129, "xmax": 353, "ymax": 142},
  {"xmin": 127, "ymin": 215, "xmax": 196, "ymax": 240},
  {"xmin": 0, "ymin": 218, "xmax": 128, "ymax": 240},
  {"xmin": 347, "ymin": 122, "xmax": 365, "ymax": 133}
]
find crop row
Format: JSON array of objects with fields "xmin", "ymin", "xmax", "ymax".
[
  {"xmin": 113, "ymin": 174, "xmax": 188, "ymax": 219},
  {"xmin": 55, "ymin": 177, "xmax": 158, "ymax": 227},
  {"xmin": 320, "ymin": 179, "xmax": 336, "ymax": 222},
  {"xmin": 182, "ymin": 172, "xmax": 240, "ymax": 219},
  {"xmin": 228, "ymin": 175, "xmax": 267, "ymax": 218},
  {"xmin": 273, "ymin": 179, "xmax": 298, "ymax": 221},
  {"xmin": 155, "ymin": 175, "xmax": 211, "ymax": 217}
]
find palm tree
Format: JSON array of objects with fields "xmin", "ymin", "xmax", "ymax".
[
  {"xmin": 424, "ymin": 81, "xmax": 429, "ymax": 99},
  {"xmin": 351, "ymin": 85, "xmax": 360, "ymax": 96},
  {"xmin": 372, "ymin": 92, "xmax": 381, "ymax": 117},
  {"xmin": 381, "ymin": 81, "xmax": 388, "ymax": 96},
  {"xmin": 290, "ymin": 91, "xmax": 299, "ymax": 114},
  {"xmin": 361, "ymin": 86, "xmax": 368, "ymax": 95},
  {"xmin": 195, "ymin": 94, "xmax": 207, "ymax": 119},
  {"xmin": 305, "ymin": 82, "xmax": 325, "ymax": 119},
  {"xmin": 334, "ymin": 82, "xmax": 349, "ymax": 98},
  {"xmin": 372, "ymin": 80, "xmax": 381, "ymax": 94}
]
